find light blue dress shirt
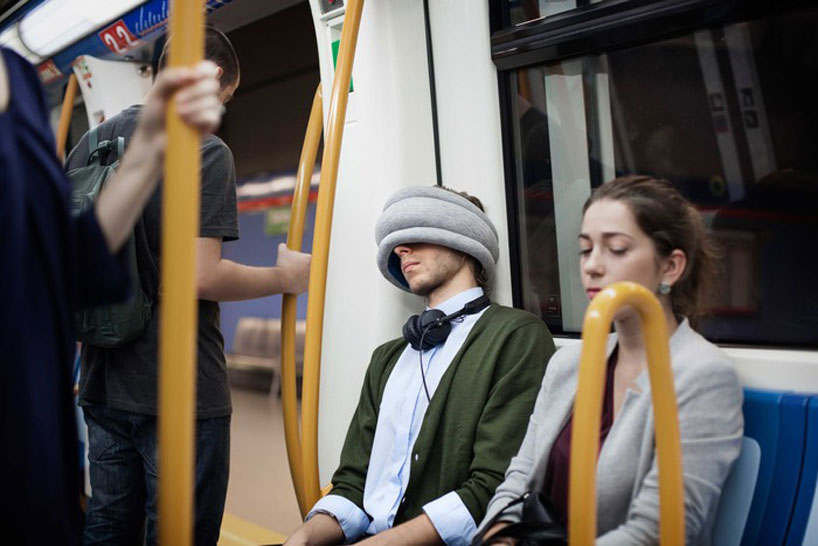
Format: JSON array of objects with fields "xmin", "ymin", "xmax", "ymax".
[{"xmin": 308, "ymin": 287, "xmax": 488, "ymax": 545}]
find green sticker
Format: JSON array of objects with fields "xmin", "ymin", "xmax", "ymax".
[
  {"xmin": 265, "ymin": 207, "xmax": 291, "ymax": 236},
  {"xmin": 331, "ymin": 39, "xmax": 354, "ymax": 93}
]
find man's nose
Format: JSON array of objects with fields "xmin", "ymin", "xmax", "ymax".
[{"xmin": 394, "ymin": 244, "xmax": 411, "ymax": 256}]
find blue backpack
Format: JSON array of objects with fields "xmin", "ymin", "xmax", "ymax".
[{"xmin": 68, "ymin": 126, "xmax": 152, "ymax": 347}]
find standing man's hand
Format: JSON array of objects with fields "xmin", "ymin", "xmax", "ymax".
[{"xmin": 276, "ymin": 243, "xmax": 311, "ymax": 295}]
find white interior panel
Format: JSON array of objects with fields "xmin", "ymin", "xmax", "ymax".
[{"xmin": 308, "ymin": 0, "xmax": 437, "ymax": 484}]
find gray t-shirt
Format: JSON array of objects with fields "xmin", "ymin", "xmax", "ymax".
[{"xmin": 67, "ymin": 105, "xmax": 239, "ymax": 418}]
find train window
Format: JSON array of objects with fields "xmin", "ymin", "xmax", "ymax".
[
  {"xmin": 507, "ymin": 6, "xmax": 818, "ymax": 347},
  {"xmin": 507, "ymin": 0, "xmax": 595, "ymax": 26}
]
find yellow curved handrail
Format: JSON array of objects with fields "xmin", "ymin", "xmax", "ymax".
[
  {"xmin": 56, "ymin": 73, "xmax": 78, "ymax": 158},
  {"xmin": 282, "ymin": 84, "xmax": 323, "ymax": 518},
  {"xmin": 569, "ymin": 282, "xmax": 684, "ymax": 545},
  {"xmin": 301, "ymin": 0, "xmax": 366, "ymax": 511},
  {"xmin": 157, "ymin": 1, "xmax": 203, "ymax": 544}
]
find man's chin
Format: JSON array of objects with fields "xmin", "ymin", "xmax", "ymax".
[{"xmin": 408, "ymin": 280, "xmax": 432, "ymax": 297}]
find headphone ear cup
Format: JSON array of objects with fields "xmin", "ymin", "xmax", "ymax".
[
  {"xmin": 403, "ymin": 309, "xmax": 450, "ymax": 351},
  {"xmin": 402, "ymin": 314, "xmax": 424, "ymax": 351},
  {"xmin": 421, "ymin": 319, "xmax": 451, "ymax": 350}
]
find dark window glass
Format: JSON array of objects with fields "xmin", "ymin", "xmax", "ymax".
[
  {"xmin": 508, "ymin": 0, "xmax": 595, "ymax": 27},
  {"xmin": 509, "ymin": 7, "xmax": 818, "ymax": 347}
]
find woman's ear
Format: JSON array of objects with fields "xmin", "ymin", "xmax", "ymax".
[
  {"xmin": 215, "ymin": 66, "xmax": 224, "ymax": 82},
  {"xmin": 662, "ymin": 249, "xmax": 687, "ymax": 287}
]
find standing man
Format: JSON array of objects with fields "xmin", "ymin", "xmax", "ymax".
[
  {"xmin": 65, "ymin": 27, "xmax": 310, "ymax": 545},
  {"xmin": 285, "ymin": 186, "xmax": 555, "ymax": 546}
]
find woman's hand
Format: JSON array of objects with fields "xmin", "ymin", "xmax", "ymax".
[{"xmin": 483, "ymin": 522, "xmax": 515, "ymax": 545}]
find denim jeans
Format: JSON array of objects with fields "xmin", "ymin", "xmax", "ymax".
[{"xmin": 82, "ymin": 405, "xmax": 230, "ymax": 546}]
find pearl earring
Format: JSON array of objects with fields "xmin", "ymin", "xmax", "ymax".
[{"xmin": 658, "ymin": 282, "xmax": 672, "ymax": 295}]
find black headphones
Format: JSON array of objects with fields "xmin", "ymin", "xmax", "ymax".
[
  {"xmin": 402, "ymin": 294, "xmax": 491, "ymax": 403},
  {"xmin": 403, "ymin": 294, "xmax": 491, "ymax": 352}
]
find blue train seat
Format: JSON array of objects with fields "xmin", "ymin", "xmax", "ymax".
[
  {"xmin": 757, "ymin": 393, "xmax": 810, "ymax": 545},
  {"xmin": 712, "ymin": 437, "xmax": 761, "ymax": 546},
  {"xmin": 740, "ymin": 389, "xmax": 811, "ymax": 546},
  {"xmin": 784, "ymin": 395, "xmax": 818, "ymax": 545},
  {"xmin": 741, "ymin": 389, "xmax": 785, "ymax": 546}
]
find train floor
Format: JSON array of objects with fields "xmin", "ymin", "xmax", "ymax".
[{"xmin": 220, "ymin": 386, "xmax": 303, "ymax": 544}]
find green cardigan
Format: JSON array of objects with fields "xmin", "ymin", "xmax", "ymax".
[{"xmin": 329, "ymin": 304, "xmax": 555, "ymax": 526}]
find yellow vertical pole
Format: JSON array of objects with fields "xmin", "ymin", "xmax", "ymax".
[
  {"xmin": 282, "ymin": 84, "xmax": 323, "ymax": 518},
  {"xmin": 569, "ymin": 282, "xmax": 684, "ymax": 545},
  {"xmin": 157, "ymin": 0, "xmax": 204, "ymax": 544},
  {"xmin": 301, "ymin": 0, "xmax": 366, "ymax": 510},
  {"xmin": 56, "ymin": 73, "xmax": 78, "ymax": 159}
]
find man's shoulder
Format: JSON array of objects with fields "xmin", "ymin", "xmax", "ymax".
[
  {"xmin": 201, "ymin": 133, "xmax": 231, "ymax": 154},
  {"xmin": 371, "ymin": 337, "xmax": 407, "ymax": 361},
  {"xmin": 480, "ymin": 303, "xmax": 549, "ymax": 332}
]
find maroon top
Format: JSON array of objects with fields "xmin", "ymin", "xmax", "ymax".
[{"xmin": 543, "ymin": 347, "xmax": 618, "ymax": 525}]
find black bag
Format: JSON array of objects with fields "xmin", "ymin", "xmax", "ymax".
[
  {"xmin": 68, "ymin": 126, "xmax": 152, "ymax": 348},
  {"xmin": 471, "ymin": 491, "xmax": 567, "ymax": 546}
]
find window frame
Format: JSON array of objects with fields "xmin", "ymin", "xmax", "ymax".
[{"xmin": 489, "ymin": 0, "xmax": 815, "ymax": 337}]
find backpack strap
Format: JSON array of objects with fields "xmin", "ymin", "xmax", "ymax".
[
  {"xmin": 88, "ymin": 125, "xmax": 99, "ymax": 156},
  {"xmin": 86, "ymin": 126, "xmax": 126, "ymax": 166},
  {"xmin": 113, "ymin": 136, "xmax": 125, "ymax": 162}
]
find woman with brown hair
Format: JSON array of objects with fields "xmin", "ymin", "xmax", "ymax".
[{"xmin": 479, "ymin": 176, "xmax": 743, "ymax": 545}]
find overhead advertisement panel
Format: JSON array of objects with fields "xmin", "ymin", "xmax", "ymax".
[{"xmin": 38, "ymin": 0, "xmax": 234, "ymax": 83}]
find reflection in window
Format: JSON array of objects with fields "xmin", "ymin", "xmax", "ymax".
[
  {"xmin": 508, "ymin": 0, "xmax": 585, "ymax": 27},
  {"xmin": 510, "ymin": 7, "xmax": 818, "ymax": 347},
  {"xmin": 513, "ymin": 69, "xmax": 561, "ymax": 332}
]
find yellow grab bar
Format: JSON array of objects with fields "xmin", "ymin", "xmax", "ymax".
[
  {"xmin": 301, "ymin": 0, "xmax": 366, "ymax": 510},
  {"xmin": 157, "ymin": 1, "xmax": 204, "ymax": 544},
  {"xmin": 56, "ymin": 73, "xmax": 78, "ymax": 158},
  {"xmin": 569, "ymin": 282, "xmax": 684, "ymax": 545},
  {"xmin": 282, "ymin": 84, "xmax": 323, "ymax": 518}
]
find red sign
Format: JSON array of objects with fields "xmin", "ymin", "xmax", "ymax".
[
  {"xmin": 98, "ymin": 19, "xmax": 143, "ymax": 55},
  {"xmin": 37, "ymin": 59, "xmax": 62, "ymax": 84}
]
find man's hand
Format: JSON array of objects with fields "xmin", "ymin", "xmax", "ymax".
[
  {"xmin": 276, "ymin": 243, "xmax": 311, "ymax": 295},
  {"xmin": 284, "ymin": 513, "xmax": 345, "ymax": 546}
]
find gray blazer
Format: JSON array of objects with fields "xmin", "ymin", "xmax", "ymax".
[{"xmin": 480, "ymin": 319, "xmax": 743, "ymax": 545}]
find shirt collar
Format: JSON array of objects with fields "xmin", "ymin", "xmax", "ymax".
[{"xmin": 427, "ymin": 287, "xmax": 485, "ymax": 316}]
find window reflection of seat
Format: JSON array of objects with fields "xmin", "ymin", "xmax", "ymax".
[
  {"xmin": 226, "ymin": 317, "xmax": 306, "ymax": 394},
  {"xmin": 707, "ymin": 169, "xmax": 818, "ymax": 346}
]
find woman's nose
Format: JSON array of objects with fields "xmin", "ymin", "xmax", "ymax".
[{"xmin": 583, "ymin": 250, "xmax": 603, "ymax": 277}]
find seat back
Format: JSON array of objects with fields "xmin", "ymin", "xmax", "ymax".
[
  {"xmin": 784, "ymin": 395, "xmax": 818, "ymax": 545},
  {"xmin": 712, "ymin": 437, "xmax": 762, "ymax": 546}
]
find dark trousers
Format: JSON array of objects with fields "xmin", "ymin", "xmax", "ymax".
[{"xmin": 82, "ymin": 405, "xmax": 230, "ymax": 546}]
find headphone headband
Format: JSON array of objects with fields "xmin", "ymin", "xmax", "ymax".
[{"xmin": 437, "ymin": 294, "xmax": 491, "ymax": 326}]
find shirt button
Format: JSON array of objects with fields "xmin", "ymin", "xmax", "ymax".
[
  {"xmin": 414, "ymin": 453, "xmax": 419, "ymax": 461},
  {"xmin": 401, "ymin": 497, "xmax": 406, "ymax": 504}
]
